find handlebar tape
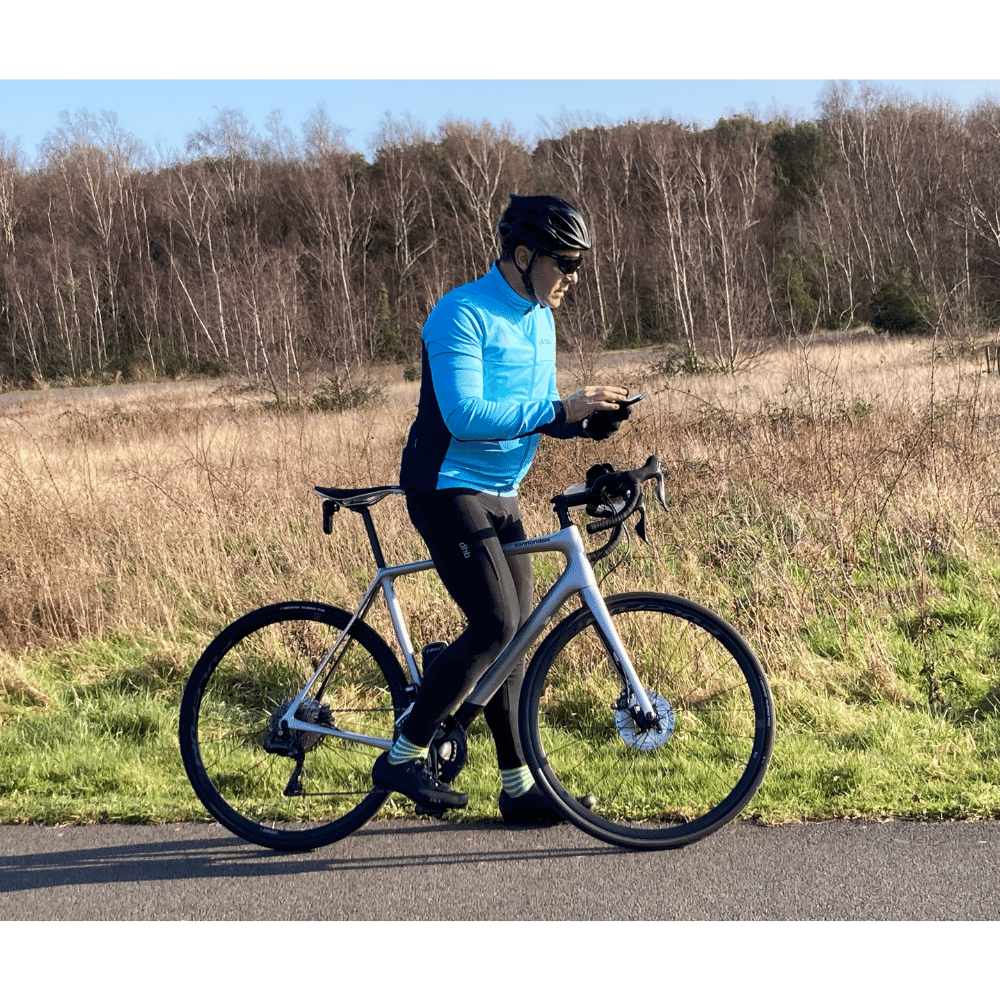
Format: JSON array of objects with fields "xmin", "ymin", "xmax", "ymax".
[{"xmin": 585, "ymin": 455, "xmax": 661, "ymax": 535}]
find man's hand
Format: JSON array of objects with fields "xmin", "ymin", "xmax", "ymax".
[
  {"xmin": 585, "ymin": 398, "xmax": 635, "ymax": 440},
  {"xmin": 561, "ymin": 385, "xmax": 628, "ymax": 423}
]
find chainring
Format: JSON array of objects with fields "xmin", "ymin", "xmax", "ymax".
[{"xmin": 428, "ymin": 719, "xmax": 468, "ymax": 783}]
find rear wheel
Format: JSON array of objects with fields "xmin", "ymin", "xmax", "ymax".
[
  {"xmin": 520, "ymin": 592, "xmax": 773, "ymax": 850},
  {"xmin": 179, "ymin": 602, "xmax": 408, "ymax": 851}
]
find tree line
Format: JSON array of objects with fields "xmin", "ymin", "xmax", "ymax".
[{"xmin": 2, "ymin": 81, "xmax": 1000, "ymax": 398}]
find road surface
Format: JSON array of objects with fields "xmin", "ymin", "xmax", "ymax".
[{"xmin": 2, "ymin": 816, "xmax": 997, "ymax": 921}]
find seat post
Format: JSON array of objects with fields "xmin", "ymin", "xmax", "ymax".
[{"xmin": 360, "ymin": 508, "xmax": 388, "ymax": 569}]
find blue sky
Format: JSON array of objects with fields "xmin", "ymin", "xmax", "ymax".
[
  {"xmin": 4, "ymin": 79, "xmax": 999, "ymax": 165},
  {"xmin": 3, "ymin": 3, "xmax": 997, "ymax": 164}
]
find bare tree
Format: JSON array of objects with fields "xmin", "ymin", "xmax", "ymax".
[
  {"xmin": 370, "ymin": 112, "xmax": 442, "ymax": 342},
  {"xmin": 636, "ymin": 120, "xmax": 701, "ymax": 355},
  {"xmin": 955, "ymin": 101, "xmax": 1000, "ymax": 315},
  {"xmin": 291, "ymin": 105, "xmax": 378, "ymax": 372},
  {"xmin": 160, "ymin": 159, "xmax": 234, "ymax": 362},
  {"xmin": 435, "ymin": 118, "xmax": 532, "ymax": 278},
  {"xmin": 6, "ymin": 91, "xmax": 1000, "ymax": 392},
  {"xmin": 0, "ymin": 136, "xmax": 21, "ymax": 252},
  {"xmin": 39, "ymin": 109, "xmax": 149, "ymax": 374}
]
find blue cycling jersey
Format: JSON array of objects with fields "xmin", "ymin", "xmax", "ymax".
[{"xmin": 400, "ymin": 264, "xmax": 577, "ymax": 495}]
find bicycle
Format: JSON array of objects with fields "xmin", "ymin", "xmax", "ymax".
[{"xmin": 178, "ymin": 455, "xmax": 774, "ymax": 852}]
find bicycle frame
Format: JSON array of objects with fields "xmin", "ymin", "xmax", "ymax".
[{"xmin": 275, "ymin": 519, "xmax": 656, "ymax": 749}]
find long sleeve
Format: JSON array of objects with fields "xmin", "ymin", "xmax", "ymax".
[
  {"xmin": 399, "ymin": 265, "xmax": 573, "ymax": 495},
  {"xmin": 425, "ymin": 299, "xmax": 560, "ymax": 442}
]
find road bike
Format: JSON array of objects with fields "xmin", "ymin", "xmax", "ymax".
[{"xmin": 179, "ymin": 455, "xmax": 774, "ymax": 852}]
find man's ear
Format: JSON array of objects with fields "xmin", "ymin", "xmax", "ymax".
[{"xmin": 514, "ymin": 244, "xmax": 533, "ymax": 271}]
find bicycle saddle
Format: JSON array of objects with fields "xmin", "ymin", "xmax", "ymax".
[{"xmin": 314, "ymin": 486, "xmax": 404, "ymax": 510}]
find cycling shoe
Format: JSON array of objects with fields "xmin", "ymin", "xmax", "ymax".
[
  {"xmin": 372, "ymin": 753, "xmax": 468, "ymax": 810},
  {"xmin": 499, "ymin": 784, "xmax": 596, "ymax": 826}
]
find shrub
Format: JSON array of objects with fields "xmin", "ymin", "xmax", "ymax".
[
  {"xmin": 867, "ymin": 273, "xmax": 935, "ymax": 334},
  {"xmin": 310, "ymin": 377, "xmax": 384, "ymax": 412}
]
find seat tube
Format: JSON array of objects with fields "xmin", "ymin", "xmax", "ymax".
[
  {"xmin": 387, "ymin": 581, "xmax": 418, "ymax": 676},
  {"xmin": 360, "ymin": 507, "xmax": 420, "ymax": 681}
]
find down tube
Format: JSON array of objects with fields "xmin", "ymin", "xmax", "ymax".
[{"xmin": 462, "ymin": 569, "xmax": 583, "ymax": 709}]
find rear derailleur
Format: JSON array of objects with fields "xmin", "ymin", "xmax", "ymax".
[{"xmin": 262, "ymin": 696, "xmax": 333, "ymax": 797}]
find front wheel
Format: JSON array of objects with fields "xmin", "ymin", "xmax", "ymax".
[
  {"xmin": 519, "ymin": 592, "xmax": 774, "ymax": 850},
  {"xmin": 179, "ymin": 601, "xmax": 409, "ymax": 851}
]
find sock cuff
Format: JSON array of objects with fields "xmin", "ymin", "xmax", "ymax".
[
  {"xmin": 389, "ymin": 734, "xmax": 428, "ymax": 764},
  {"xmin": 500, "ymin": 764, "xmax": 534, "ymax": 797}
]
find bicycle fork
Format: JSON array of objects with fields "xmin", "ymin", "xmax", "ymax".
[{"xmin": 577, "ymin": 586, "xmax": 659, "ymax": 724}]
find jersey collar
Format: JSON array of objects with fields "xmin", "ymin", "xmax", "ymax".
[{"xmin": 487, "ymin": 262, "xmax": 543, "ymax": 316}]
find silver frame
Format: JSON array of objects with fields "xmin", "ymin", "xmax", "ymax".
[{"xmin": 276, "ymin": 522, "xmax": 654, "ymax": 749}]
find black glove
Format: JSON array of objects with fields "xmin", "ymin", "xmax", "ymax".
[{"xmin": 585, "ymin": 400, "xmax": 633, "ymax": 440}]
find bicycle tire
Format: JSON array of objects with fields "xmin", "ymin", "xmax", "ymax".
[
  {"xmin": 519, "ymin": 592, "xmax": 774, "ymax": 851},
  {"xmin": 179, "ymin": 601, "xmax": 409, "ymax": 851}
]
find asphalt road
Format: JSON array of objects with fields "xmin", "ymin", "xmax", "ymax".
[{"xmin": 2, "ymin": 816, "xmax": 998, "ymax": 921}]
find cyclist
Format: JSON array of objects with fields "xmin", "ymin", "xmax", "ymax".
[{"xmin": 372, "ymin": 194, "xmax": 635, "ymax": 824}]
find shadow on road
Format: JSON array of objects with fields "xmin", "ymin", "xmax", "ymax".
[{"xmin": 0, "ymin": 820, "xmax": 620, "ymax": 893}]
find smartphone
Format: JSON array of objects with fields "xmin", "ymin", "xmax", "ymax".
[{"xmin": 622, "ymin": 391, "xmax": 646, "ymax": 406}]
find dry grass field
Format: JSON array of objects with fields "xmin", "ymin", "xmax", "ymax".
[{"xmin": 3, "ymin": 332, "xmax": 1000, "ymax": 824}]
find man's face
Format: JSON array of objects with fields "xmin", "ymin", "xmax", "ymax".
[{"xmin": 515, "ymin": 247, "xmax": 582, "ymax": 308}]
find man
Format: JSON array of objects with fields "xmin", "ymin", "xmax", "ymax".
[{"xmin": 371, "ymin": 194, "xmax": 633, "ymax": 824}]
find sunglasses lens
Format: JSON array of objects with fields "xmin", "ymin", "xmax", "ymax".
[{"xmin": 557, "ymin": 255, "xmax": 583, "ymax": 274}]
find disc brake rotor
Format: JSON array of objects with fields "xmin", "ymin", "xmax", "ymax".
[
  {"xmin": 615, "ymin": 689, "xmax": 675, "ymax": 750},
  {"xmin": 263, "ymin": 696, "xmax": 332, "ymax": 756}
]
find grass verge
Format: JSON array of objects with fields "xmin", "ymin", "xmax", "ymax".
[{"xmin": 2, "ymin": 336, "xmax": 1000, "ymax": 830}]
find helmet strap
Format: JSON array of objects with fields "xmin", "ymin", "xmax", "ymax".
[{"xmin": 514, "ymin": 247, "xmax": 542, "ymax": 306}]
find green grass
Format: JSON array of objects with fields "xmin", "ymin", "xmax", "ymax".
[
  {"xmin": 3, "ymin": 541, "xmax": 1000, "ymax": 831},
  {"xmin": 0, "ymin": 636, "xmax": 198, "ymax": 823},
  {"xmin": 5, "ymin": 343, "xmax": 1000, "ymax": 834},
  {"xmin": 3, "ymin": 497, "xmax": 1000, "ymax": 829}
]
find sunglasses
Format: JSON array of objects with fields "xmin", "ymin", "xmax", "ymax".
[{"xmin": 544, "ymin": 252, "xmax": 585, "ymax": 275}]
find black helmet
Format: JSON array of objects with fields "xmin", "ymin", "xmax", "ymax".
[{"xmin": 497, "ymin": 194, "xmax": 591, "ymax": 254}]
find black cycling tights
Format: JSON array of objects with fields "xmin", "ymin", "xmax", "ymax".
[{"xmin": 402, "ymin": 489, "xmax": 533, "ymax": 771}]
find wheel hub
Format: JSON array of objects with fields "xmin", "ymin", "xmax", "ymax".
[
  {"xmin": 615, "ymin": 689, "xmax": 675, "ymax": 750},
  {"xmin": 262, "ymin": 696, "xmax": 332, "ymax": 756}
]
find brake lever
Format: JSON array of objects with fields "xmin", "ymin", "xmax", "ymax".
[
  {"xmin": 633, "ymin": 465, "xmax": 668, "ymax": 544},
  {"xmin": 583, "ymin": 456, "xmax": 668, "ymax": 536},
  {"xmin": 652, "ymin": 471, "xmax": 669, "ymax": 513},
  {"xmin": 634, "ymin": 495, "xmax": 648, "ymax": 543}
]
